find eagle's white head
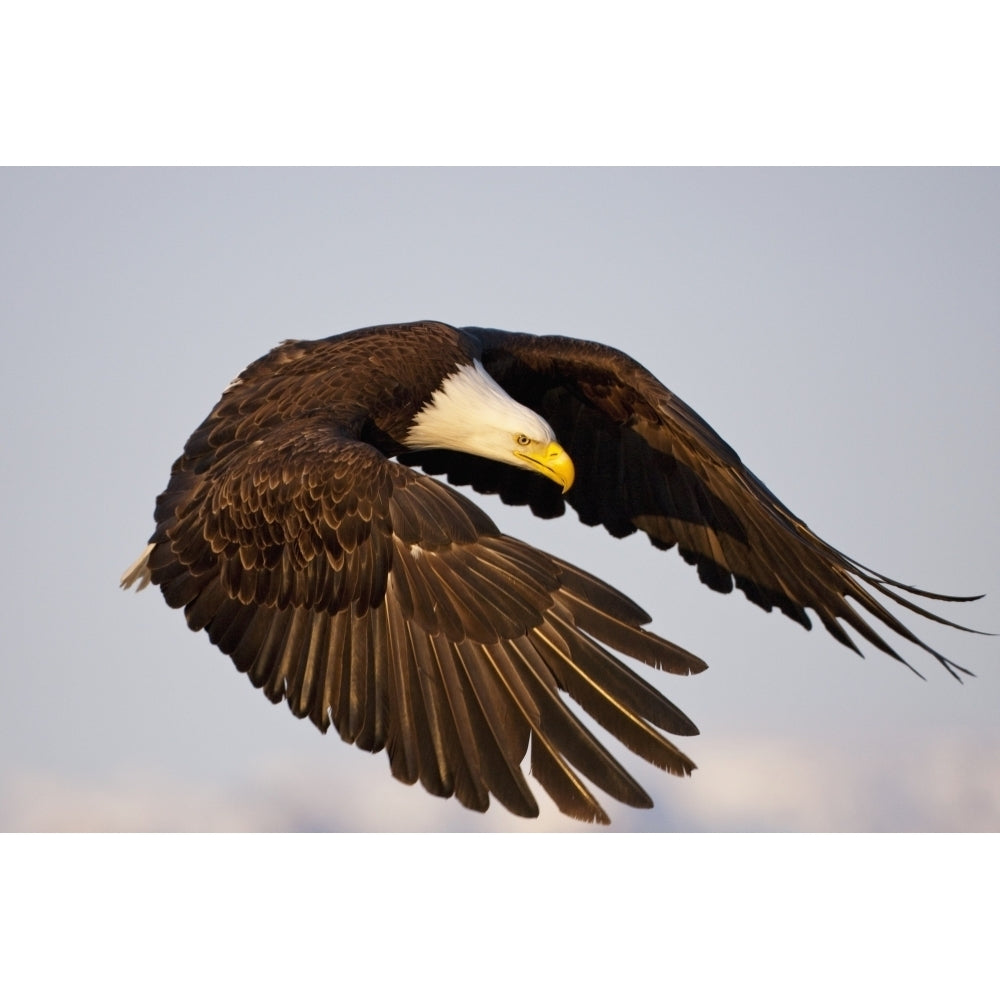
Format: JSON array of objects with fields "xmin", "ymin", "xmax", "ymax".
[{"xmin": 404, "ymin": 360, "xmax": 575, "ymax": 492}]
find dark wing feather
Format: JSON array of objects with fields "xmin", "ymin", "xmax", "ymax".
[
  {"xmin": 138, "ymin": 415, "xmax": 706, "ymax": 824},
  {"xmin": 412, "ymin": 326, "xmax": 979, "ymax": 679}
]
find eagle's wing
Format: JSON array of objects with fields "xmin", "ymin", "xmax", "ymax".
[
  {"xmin": 403, "ymin": 327, "xmax": 980, "ymax": 678},
  {"xmin": 131, "ymin": 416, "xmax": 706, "ymax": 824}
]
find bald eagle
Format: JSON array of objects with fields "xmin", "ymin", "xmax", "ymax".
[{"xmin": 122, "ymin": 320, "xmax": 978, "ymax": 824}]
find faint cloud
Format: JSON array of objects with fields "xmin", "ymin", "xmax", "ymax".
[
  {"xmin": 673, "ymin": 733, "xmax": 1000, "ymax": 832},
  {"xmin": 0, "ymin": 757, "xmax": 578, "ymax": 833},
  {"xmin": 4, "ymin": 733, "xmax": 998, "ymax": 833}
]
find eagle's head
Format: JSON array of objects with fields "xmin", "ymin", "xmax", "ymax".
[{"xmin": 404, "ymin": 360, "xmax": 575, "ymax": 493}]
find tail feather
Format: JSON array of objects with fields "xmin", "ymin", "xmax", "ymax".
[{"xmin": 120, "ymin": 543, "xmax": 155, "ymax": 591}]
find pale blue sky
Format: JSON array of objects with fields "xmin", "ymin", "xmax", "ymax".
[{"xmin": 3, "ymin": 167, "xmax": 998, "ymax": 831}]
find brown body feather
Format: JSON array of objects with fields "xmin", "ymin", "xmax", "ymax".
[{"xmin": 124, "ymin": 320, "xmax": 979, "ymax": 824}]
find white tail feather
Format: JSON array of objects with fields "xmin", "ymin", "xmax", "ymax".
[{"xmin": 120, "ymin": 543, "xmax": 155, "ymax": 591}]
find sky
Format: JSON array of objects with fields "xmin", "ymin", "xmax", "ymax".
[{"xmin": 2, "ymin": 167, "xmax": 999, "ymax": 833}]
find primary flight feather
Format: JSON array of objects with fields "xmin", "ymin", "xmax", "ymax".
[{"xmin": 122, "ymin": 320, "xmax": 979, "ymax": 824}]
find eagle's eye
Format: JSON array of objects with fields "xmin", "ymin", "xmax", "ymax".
[{"xmin": 515, "ymin": 434, "xmax": 532, "ymax": 447}]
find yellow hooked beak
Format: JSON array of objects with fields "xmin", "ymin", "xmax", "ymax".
[{"xmin": 515, "ymin": 441, "xmax": 575, "ymax": 493}]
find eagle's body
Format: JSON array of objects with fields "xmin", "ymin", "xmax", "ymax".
[{"xmin": 123, "ymin": 320, "xmax": 977, "ymax": 824}]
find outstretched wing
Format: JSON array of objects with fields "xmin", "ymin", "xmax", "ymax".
[
  {"xmin": 126, "ymin": 416, "xmax": 707, "ymax": 824},
  {"xmin": 399, "ymin": 326, "xmax": 980, "ymax": 679}
]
